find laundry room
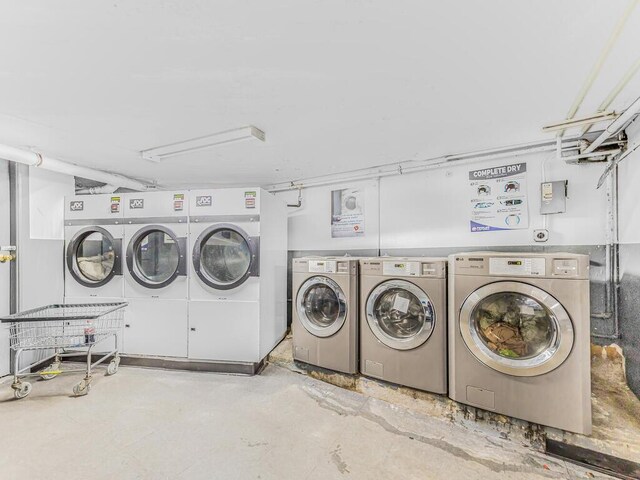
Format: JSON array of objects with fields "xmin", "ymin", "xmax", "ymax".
[{"xmin": 0, "ymin": 2, "xmax": 640, "ymax": 479}]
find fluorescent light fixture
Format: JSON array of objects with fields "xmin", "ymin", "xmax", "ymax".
[
  {"xmin": 542, "ymin": 111, "xmax": 618, "ymax": 133},
  {"xmin": 141, "ymin": 126, "xmax": 266, "ymax": 162}
]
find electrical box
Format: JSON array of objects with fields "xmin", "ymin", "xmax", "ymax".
[{"xmin": 540, "ymin": 180, "xmax": 567, "ymax": 215}]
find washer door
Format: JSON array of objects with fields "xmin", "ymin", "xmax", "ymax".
[
  {"xmin": 192, "ymin": 224, "xmax": 259, "ymax": 290},
  {"xmin": 67, "ymin": 226, "xmax": 122, "ymax": 288},
  {"xmin": 296, "ymin": 276, "xmax": 347, "ymax": 338},
  {"xmin": 459, "ymin": 281, "xmax": 574, "ymax": 377},
  {"xmin": 126, "ymin": 225, "xmax": 187, "ymax": 289},
  {"xmin": 366, "ymin": 279, "xmax": 435, "ymax": 350}
]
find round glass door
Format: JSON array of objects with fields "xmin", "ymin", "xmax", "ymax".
[
  {"xmin": 366, "ymin": 280, "xmax": 435, "ymax": 350},
  {"xmin": 296, "ymin": 276, "xmax": 347, "ymax": 337},
  {"xmin": 67, "ymin": 227, "xmax": 120, "ymax": 288},
  {"xmin": 76, "ymin": 232, "xmax": 115, "ymax": 282},
  {"xmin": 459, "ymin": 281, "xmax": 574, "ymax": 377},
  {"xmin": 134, "ymin": 230, "xmax": 180, "ymax": 284},
  {"xmin": 201, "ymin": 229, "xmax": 251, "ymax": 285},
  {"xmin": 193, "ymin": 224, "xmax": 257, "ymax": 290}
]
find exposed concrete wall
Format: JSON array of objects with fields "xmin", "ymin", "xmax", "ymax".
[{"xmin": 618, "ymin": 118, "xmax": 640, "ymax": 397}]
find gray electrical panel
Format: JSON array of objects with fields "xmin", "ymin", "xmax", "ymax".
[{"xmin": 540, "ymin": 180, "xmax": 567, "ymax": 215}]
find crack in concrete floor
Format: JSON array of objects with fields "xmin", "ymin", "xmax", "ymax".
[{"xmin": 300, "ymin": 381, "xmax": 612, "ymax": 479}]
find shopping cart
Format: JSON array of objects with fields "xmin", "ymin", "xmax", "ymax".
[{"xmin": 1, "ymin": 302, "xmax": 127, "ymax": 399}]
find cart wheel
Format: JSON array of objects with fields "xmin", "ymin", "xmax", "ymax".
[
  {"xmin": 106, "ymin": 360, "xmax": 119, "ymax": 376},
  {"xmin": 39, "ymin": 362, "xmax": 61, "ymax": 380},
  {"xmin": 73, "ymin": 380, "xmax": 92, "ymax": 396},
  {"xmin": 14, "ymin": 382, "xmax": 32, "ymax": 400}
]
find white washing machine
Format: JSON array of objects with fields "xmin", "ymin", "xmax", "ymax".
[
  {"xmin": 123, "ymin": 191, "xmax": 189, "ymax": 358},
  {"xmin": 359, "ymin": 257, "xmax": 447, "ymax": 393},
  {"xmin": 188, "ymin": 188, "xmax": 287, "ymax": 367},
  {"xmin": 292, "ymin": 257, "xmax": 359, "ymax": 374},
  {"xmin": 64, "ymin": 194, "xmax": 125, "ymax": 302},
  {"xmin": 448, "ymin": 252, "xmax": 591, "ymax": 434}
]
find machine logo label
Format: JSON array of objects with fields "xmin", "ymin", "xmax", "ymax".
[
  {"xmin": 69, "ymin": 201, "xmax": 84, "ymax": 212},
  {"xmin": 196, "ymin": 195, "xmax": 212, "ymax": 207},
  {"xmin": 130, "ymin": 198, "xmax": 144, "ymax": 209}
]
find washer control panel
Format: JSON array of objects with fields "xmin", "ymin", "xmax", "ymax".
[
  {"xmin": 489, "ymin": 257, "xmax": 546, "ymax": 276},
  {"xmin": 552, "ymin": 258, "xmax": 579, "ymax": 276},
  {"xmin": 308, "ymin": 260, "xmax": 337, "ymax": 273},
  {"xmin": 383, "ymin": 261, "xmax": 420, "ymax": 276}
]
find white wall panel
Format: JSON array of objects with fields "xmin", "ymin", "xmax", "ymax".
[
  {"xmin": 29, "ymin": 167, "xmax": 73, "ymax": 240},
  {"xmin": 381, "ymin": 152, "xmax": 606, "ymax": 249},
  {"xmin": 279, "ymin": 151, "xmax": 608, "ymax": 252},
  {"xmin": 278, "ymin": 179, "xmax": 379, "ymax": 251}
]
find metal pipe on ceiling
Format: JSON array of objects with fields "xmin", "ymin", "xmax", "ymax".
[
  {"xmin": 557, "ymin": 0, "xmax": 638, "ymax": 137},
  {"xmin": 0, "ymin": 143, "xmax": 149, "ymax": 191},
  {"xmin": 75, "ymin": 184, "xmax": 118, "ymax": 195},
  {"xmin": 581, "ymin": 57, "xmax": 640, "ymax": 136},
  {"xmin": 584, "ymin": 96, "xmax": 640, "ymax": 154},
  {"xmin": 268, "ymin": 139, "xmax": 575, "ymax": 193}
]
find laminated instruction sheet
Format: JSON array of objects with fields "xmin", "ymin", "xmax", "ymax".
[{"xmin": 469, "ymin": 162, "xmax": 528, "ymax": 232}]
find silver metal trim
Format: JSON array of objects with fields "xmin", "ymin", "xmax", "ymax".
[
  {"xmin": 459, "ymin": 281, "xmax": 574, "ymax": 377},
  {"xmin": 190, "ymin": 215, "xmax": 260, "ymax": 223},
  {"xmin": 365, "ymin": 279, "xmax": 435, "ymax": 350},
  {"xmin": 296, "ymin": 276, "xmax": 347, "ymax": 338},
  {"xmin": 124, "ymin": 216, "xmax": 188, "ymax": 225},
  {"xmin": 65, "ymin": 218, "xmax": 124, "ymax": 226}
]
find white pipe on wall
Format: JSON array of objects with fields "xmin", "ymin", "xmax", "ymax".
[
  {"xmin": 0, "ymin": 143, "xmax": 149, "ymax": 191},
  {"xmin": 269, "ymin": 142, "xmax": 565, "ymax": 193}
]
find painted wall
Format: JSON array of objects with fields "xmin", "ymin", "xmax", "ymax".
[
  {"xmin": 14, "ymin": 165, "xmax": 74, "ymax": 370},
  {"xmin": 277, "ymin": 149, "xmax": 608, "ymax": 252},
  {"xmin": 16, "ymin": 165, "xmax": 74, "ymax": 310},
  {"xmin": 0, "ymin": 160, "xmax": 10, "ymax": 376}
]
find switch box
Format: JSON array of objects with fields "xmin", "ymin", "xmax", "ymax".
[{"xmin": 540, "ymin": 180, "xmax": 567, "ymax": 215}]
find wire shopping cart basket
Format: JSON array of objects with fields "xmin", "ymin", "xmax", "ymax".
[{"xmin": 1, "ymin": 302, "xmax": 127, "ymax": 399}]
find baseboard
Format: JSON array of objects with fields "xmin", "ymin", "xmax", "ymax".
[{"xmin": 545, "ymin": 439, "xmax": 640, "ymax": 480}]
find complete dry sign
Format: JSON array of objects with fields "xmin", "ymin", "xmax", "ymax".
[{"xmin": 469, "ymin": 162, "xmax": 528, "ymax": 232}]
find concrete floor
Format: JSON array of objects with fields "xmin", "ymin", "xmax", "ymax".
[{"xmin": 0, "ymin": 364, "xmax": 609, "ymax": 480}]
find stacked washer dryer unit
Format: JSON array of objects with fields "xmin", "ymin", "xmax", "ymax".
[
  {"xmin": 448, "ymin": 252, "xmax": 591, "ymax": 434},
  {"xmin": 359, "ymin": 257, "xmax": 447, "ymax": 393},
  {"xmin": 292, "ymin": 257, "xmax": 359, "ymax": 374},
  {"xmin": 64, "ymin": 194, "xmax": 125, "ymax": 304},
  {"xmin": 123, "ymin": 191, "xmax": 189, "ymax": 358},
  {"xmin": 188, "ymin": 188, "xmax": 287, "ymax": 372}
]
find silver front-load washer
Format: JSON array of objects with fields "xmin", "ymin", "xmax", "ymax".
[
  {"xmin": 359, "ymin": 257, "xmax": 447, "ymax": 393},
  {"xmin": 292, "ymin": 257, "xmax": 358, "ymax": 374},
  {"xmin": 448, "ymin": 252, "xmax": 591, "ymax": 434}
]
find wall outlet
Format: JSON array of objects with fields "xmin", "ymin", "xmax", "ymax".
[{"xmin": 534, "ymin": 229, "xmax": 549, "ymax": 242}]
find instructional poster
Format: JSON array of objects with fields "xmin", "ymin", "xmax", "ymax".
[
  {"xmin": 331, "ymin": 187, "xmax": 365, "ymax": 238},
  {"xmin": 469, "ymin": 162, "xmax": 528, "ymax": 232}
]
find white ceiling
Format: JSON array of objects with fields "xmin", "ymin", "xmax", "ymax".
[{"xmin": 0, "ymin": 0, "xmax": 638, "ymax": 188}]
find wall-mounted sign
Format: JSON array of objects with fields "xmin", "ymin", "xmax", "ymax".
[
  {"xmin": 469, "ymin": 162, "xmax": 528, "ymax": 232},
  {"xmin": 331, "ymin": 187, "xmax": 365, "ymax": 238}
]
